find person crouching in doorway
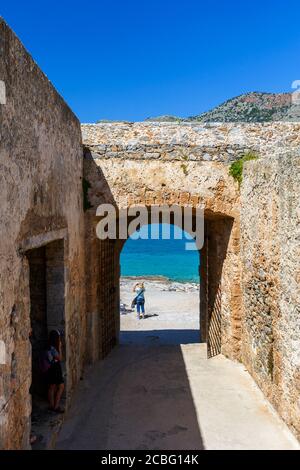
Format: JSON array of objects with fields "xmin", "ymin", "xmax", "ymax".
[{"xmin": 46, "ymin": 330, "xmax": 65, "ymax": 413}]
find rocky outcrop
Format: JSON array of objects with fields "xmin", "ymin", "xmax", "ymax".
[
  {"xmin": 143, "ymin": 92, "xmax": 300, "ymax": 123},
  {"xmin": 189, "ymin": 92, "xmax": 300, "ymax": 122}
]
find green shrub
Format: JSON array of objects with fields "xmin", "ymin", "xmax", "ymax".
[
  {"xmin": 181, "ymin": 163, "xmax": 188, "ymax": 176},
  {"xmin": 229, "ymin": 151, "xmax": 258, "ymax": 187}
]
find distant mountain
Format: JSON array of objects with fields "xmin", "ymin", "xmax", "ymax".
[
  {"xmin": 145, "ymin": 92, "xmax": 300, "ymax": 123},
  {"xmin": 144, "ymin": 115, "xmax": 182, "ymax": 122},
  {"xmin": 188, "ymin": 92, "xmax": 300, "ymax": 122}
]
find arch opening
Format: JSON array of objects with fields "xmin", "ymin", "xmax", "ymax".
[
  {"xmin": 85, "ymin": 205, "xmax": 241, "ymax": 362},
  {"xmin": 119, "ymin": 223, "xmax": 200, "ymax": 346}
]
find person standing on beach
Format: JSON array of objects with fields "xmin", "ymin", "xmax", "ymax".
[{"xmin": 133, "ymin": 282, "xmax": 145, "ymax": 319}]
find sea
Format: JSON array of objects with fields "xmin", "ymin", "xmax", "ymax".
[{"xmin": 120, "ymin": 224, "xmax": 200, "ymax": 283}]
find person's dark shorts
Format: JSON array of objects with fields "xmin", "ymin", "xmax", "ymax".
[{"xmin": 46, "ymin": 362, "xmax": 64, "ymax": 385}]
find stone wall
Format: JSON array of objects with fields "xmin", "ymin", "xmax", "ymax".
[
  {"xmin": 82, "ymin": 122, "xmax": 300, "ymax": 162},
  {"xmin": 83, "ymin": 209, "xmax": 119, "ymax": 363},
  {"xmin": 83, "ymin": 146, "xmax": 240, "ymax": 216},
  {"xmin": 241, "ymin": 152, "xmax": 300, "ymax": 439},
  {"xmin": 82, "ymin": 132, "xmax": 243, "ymax": 363},
  {"xmin": 0, "ymin": 19, "xmax": 85, "ymax": 449},
  {"xmin": 82, "ymin": 123, "xmax": 300, "ymax": 440}
]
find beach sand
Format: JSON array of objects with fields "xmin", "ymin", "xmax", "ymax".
[{"xmin": 120, "ymin": 277, "xmax": 200, "ymax": 344}]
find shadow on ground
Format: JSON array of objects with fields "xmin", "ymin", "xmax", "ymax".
[
  {"xmin": 56, "ymin": 341, "xmax": 300, "ymax": 450},
  {"xmin": 120, "ymin": 329, "xmax": 200, "ymax": 345},
  {"xmin": 56, "ymin": 344, "xmax": 204, "ymax": 450}
]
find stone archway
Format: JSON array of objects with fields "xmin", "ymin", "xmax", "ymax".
[
  {"xmin": 116, "ymin": 206, "xmax": 202, "ymax": 346},
  {"xmin": 84, "ymin": 199, "xmax": 242, "ymax": 363},
  {"xmin": 82, "ymin": 142, "xmax": 243, "ymax": 364},
  {"xmin": 116, "ymin": 205, "xmax": 241, "ymax": 359}
]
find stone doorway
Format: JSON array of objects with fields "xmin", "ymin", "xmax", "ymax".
[{"xmin": 26, "ymin": 239, "xmax": 66, "ymax": 436}]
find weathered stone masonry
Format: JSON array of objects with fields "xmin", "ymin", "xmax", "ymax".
[
  {"xmin": 241, "ymin": 153, "xmax": 300, "ymax": 438},
  {"xmin": 82, "ymin": 127, "xmax": 243, "ymax": 362},
  {"xmin": 0, "ymin": 19, "xmax": 85, "ymax": 449},
  {"xmin": 82, "ymin": 122, "xmax": 300, "ymax": 441},
  {"xmin": 1, "ymin": 18, "xmax": 300, "ymax": 448}
]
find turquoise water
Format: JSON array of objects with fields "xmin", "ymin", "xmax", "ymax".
[{"xmin": 120, "ymin": 224, "xmax": 200, "ymax": 282}]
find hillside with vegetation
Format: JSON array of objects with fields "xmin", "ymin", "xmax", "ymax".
[{"xmin": 144, "ymin": 92, "xmax": 300, "ymax": 123}]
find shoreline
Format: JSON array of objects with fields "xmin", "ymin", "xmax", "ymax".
[
  {"xmin": 121, "ymin": 275, "xmax": 199, "ymax": 285},
  {"xmin": 120, "ymin": 276, "xmax": 199, "ymax": 293}
]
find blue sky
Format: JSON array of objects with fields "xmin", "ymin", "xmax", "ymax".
[{"xmin": 2, "ymin": 1, "xmax": 300, "ymax": 122}]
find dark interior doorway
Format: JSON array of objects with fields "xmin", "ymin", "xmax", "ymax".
[{"xmin": 26, "ymin": 239, "xmax": 65, "ymax": 425}]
